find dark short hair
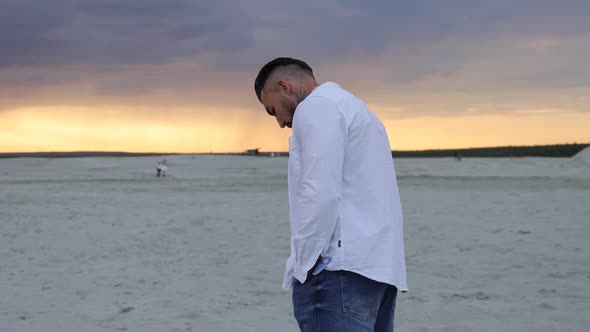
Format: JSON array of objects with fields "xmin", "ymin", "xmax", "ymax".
[{"xmin": 254, "ymin": 57, "xmax": 314, "ymax": 102}]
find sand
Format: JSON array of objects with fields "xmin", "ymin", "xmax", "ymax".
[
  {"xmin": 1, "ymin": 155, "xmax": 588, "ymax": 331},
  {"xmin": 573, "ymin": 146, "xmax": 590, "ymax": 165}
]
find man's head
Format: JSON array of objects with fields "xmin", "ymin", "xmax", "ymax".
[{"xmin": 254, "ymin": 57, "xmax": 317, "ymax": 128}]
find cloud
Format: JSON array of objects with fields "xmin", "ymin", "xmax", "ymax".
[
  {"xmin": 0, "ymin": 0, "xmax": 589, "ymax": 115},
  {"xmin": 512, "ymin": 108, "xmax": 575, "ymax": 115},
  {"xmin": 0, "ymin": 0, "xmax": 255, "ymax": 68}
]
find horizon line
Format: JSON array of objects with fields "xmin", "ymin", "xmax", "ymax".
[{"xmin": 1, "ymin": 142, "xmax": 588, "ymax": 155}]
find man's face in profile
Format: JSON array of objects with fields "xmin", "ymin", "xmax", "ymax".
[{"xmin": 260, "ymin": 82, "xmax": 297, "ymax": 129}]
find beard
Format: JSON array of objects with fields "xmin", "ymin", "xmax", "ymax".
[{"xmin": 281, "ymin": 96, "xmax": 297, "ymax": 128}]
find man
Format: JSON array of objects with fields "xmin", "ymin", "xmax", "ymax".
[
  {"xmin": 254, "ymin": 57, "xmax": 407, "ymax": 331},
  {"xmin": 156, "ymin": 160, "xmax": 162, "ymax": 177}
]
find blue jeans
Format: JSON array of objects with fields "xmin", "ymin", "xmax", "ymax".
[{"xmin": 292, "ymin": 270, "xmax": 398, "ymax": 332}]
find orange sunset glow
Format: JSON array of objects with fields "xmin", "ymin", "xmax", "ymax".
[{"xmin": 2, "ymin": 105, "xmax": 588, "ymax": 153}]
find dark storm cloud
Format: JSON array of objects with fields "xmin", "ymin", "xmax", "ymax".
[
  {"xmin": 2, "ymin": 0, "xmax": 589, "ymax": 67},
  {"xmin": 76, "ymin": 0, "xmax": 197, "ymax": 19},
  {"xmin": 0, "ymin": 1, "xmax": 72, "ymax": 67},
  {"xmin": 0, "ymin": 0, "xmax": 254, "ymax": 68}
]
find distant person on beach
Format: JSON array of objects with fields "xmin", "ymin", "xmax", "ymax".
[
  {"xmin": 156, "ymin": 160, "xmax": 163, "ymax": 177},
  {"xmin": 160, "ymin": 159, "xmax": 168, "ymax": 178},
  {"xmin": 255, "ymin": 57, "xmax": 407, "ymax": 331}
]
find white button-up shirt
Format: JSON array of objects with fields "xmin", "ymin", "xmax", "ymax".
[{"xmin": 283, "ymin": 82, "xmax": 407, "ymax": 292}]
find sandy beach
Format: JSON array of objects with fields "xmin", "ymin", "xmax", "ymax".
[{"xmin": 1, "ymin": 152, "xmax": 589, "ymax": 331}]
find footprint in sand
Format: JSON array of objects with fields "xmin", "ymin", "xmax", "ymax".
[
  {"xmin": 539, "ymin": 303, "xmax": 556, "ymax": 310},
  {"xmin": 537, "ymin": 288, "xmax": 557, "ymax": 296},
  {"xmin": 444, "ymin": 291, "xmax": 490, "ymax": 301},
  {"xmin": 548, "ymin": 271, "xmax": 576, "ymax": 279}
]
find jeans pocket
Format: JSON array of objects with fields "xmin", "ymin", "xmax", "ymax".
[{"xmin": 339, "ymin": 271, "xmax": 382, "ymax": 322}]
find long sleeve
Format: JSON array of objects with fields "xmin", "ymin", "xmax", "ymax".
[
  {"xmin": 282, "ymin": 82, "xmax": 407, "ymax": 292},
  {"xmin": 290, "ymin": 95, "xmax": 346, "ymax": 283}
]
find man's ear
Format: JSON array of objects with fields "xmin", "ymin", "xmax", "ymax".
[{"xmin": 277, "ymin": 80, "xmax": 291, "ymax": 95}]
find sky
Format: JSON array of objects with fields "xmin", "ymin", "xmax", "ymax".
[{"xmin": 1, "ymin": 0, "xmax": 589, "ymax": 153}]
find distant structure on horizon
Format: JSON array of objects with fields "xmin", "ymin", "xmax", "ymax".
[{"xmin": 244, "ymin": 148, "xmax": 260, "ymax": 156}]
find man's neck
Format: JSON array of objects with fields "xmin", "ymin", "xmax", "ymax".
[{"xmin": 295, "ymin": 80, "xmax": 319, "ymax": 104}]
